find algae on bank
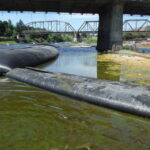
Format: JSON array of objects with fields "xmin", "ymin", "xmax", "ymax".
[{"xmin": 97, "ymin": 52, "xmax": 150, "ymax": 86}]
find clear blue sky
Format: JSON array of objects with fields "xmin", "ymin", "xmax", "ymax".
[{"xmin": 0, "ymin": 11, "xmax": 150, "ymax": 30}]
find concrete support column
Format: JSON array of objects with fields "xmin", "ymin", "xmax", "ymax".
[{"xmin": 97, "ymin": 1, "xmax": 124, "ymax": 52}]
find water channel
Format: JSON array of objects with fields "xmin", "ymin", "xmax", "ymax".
[{"xmin": 0, "ymin": 43, "xmax": 150, "ymax": 150}]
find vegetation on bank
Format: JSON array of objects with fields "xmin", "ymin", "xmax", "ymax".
[
  {"xmin": 122, "ymin": 45, "xmax": 136, "ymax": 51},
  {"xmin": 123, "ymin": 32, "xmax": 150, "ymax": 41},
  {"xmin": 24, "ymin": 34, "xmax": 73, "ymax": 43},
  {"xmin": 97, "ymin": 52, "xmax": 150, "ymax": 86},
  {"xmin": 84, "ymin": 37, "xmax": 97, "ymax": 44},
  {"xmin": 0, "ymin": 41, "xmax": 17, "ymax": 44},
  {"xmin": 0, "ymin": 20, "xmax": 28, "ymax": 38}
]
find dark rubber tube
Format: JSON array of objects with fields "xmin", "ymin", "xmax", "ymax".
[
  {"xmin": 6, "ymin": 68, "xmax": 150, "ymax": 118},
  {"xmin": 0, "ymin": 45, "xmax": 59, "ymax": 75}
]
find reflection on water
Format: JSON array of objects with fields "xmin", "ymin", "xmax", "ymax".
[
  {"xmin": 0, "ymin": 44, "xmax": 150, "ymax": 149},
  {"xmin": 97, "ymin": 53, "xmax": 150, "ymax": 86},
  {"xmin": 42, "ymin": 47, "xmax": 97, "ymax": 78},
  {"xmin": 97, "ymin": 62, "xmax": 121, "ymax": 81}
]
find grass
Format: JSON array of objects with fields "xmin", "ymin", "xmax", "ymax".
[
  {"xmin": 84, "ymin": 37, "xmax": 97, "ymax": 44},
  {"xmin": 0, "ymin": 41, "xmax": 17, "ymax": 44}
]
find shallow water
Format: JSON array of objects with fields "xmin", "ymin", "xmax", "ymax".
[
  {"xmin": 0, "ymin": 44, "xmax": 150, "ymax": 150},
  {"xmin": 138, "ymin": 48, "xmax": 150, "ymax": 53}
]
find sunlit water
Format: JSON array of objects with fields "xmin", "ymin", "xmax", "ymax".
[{"xmin": 0, "ymin": 44, "xmax": 150, "ymax": 150}]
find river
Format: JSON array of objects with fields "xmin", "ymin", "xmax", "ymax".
[{"xmin": 0, "ymin": 44, "xmax": 150, "ymax": 150}]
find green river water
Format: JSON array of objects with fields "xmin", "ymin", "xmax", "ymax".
[{"xmin": 0, "ymin": 45, "xmax": 150, "ymax": 150}]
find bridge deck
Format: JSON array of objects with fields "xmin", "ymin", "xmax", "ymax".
[{"xmin": 0, "ymin": 0, "xmax": 149, "ymax": 15}]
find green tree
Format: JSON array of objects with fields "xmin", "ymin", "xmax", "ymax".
[
  {"xmin": 0, "ymin": 21, "xmax": 6, "ymax": 36},
  {"xmin": 16, "ymin": 20, "xmax": 27, "ymax": 34},
  {"xmin": 5, "ymin": 20, "xmax": 14, "ymax": 37},
  {"xmin": 145, "ymin": 26, "xmax": 150, "ymax": 31}
]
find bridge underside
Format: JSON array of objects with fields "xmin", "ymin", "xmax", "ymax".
[
  {"xmin": 0, "ymin": 0, "xmax": 149, "ymax": 15},
  {"xmin": 0, "ymin": 0, "xmax": 149, "ymax": 51}
]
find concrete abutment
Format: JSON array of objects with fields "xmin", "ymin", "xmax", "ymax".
[{"xmin": 97, "ymin": 1, "xmax": 124, "ymax": 52}]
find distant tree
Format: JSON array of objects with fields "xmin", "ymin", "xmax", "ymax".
[
  {"xmin": 81, "ymin": 33, "xmax": 88, "ymax": 38},
  {"xmin": 12, "ymin": 29, "xmax": 17, "ymax": 38},
  {"xmin": 16, "ymin": 20, "xmax": 27, "ymax": 34},
  {"xmin": 145, "ymin": 26, "xmax": 150, "ymax": 31},
  {"xmin": 5, "ymin": 20, "xmax": 14, "ymax": 36},
  {"xmin": 123, "ymin": 33, "xmax": 135, "ymax": 40},
  {"xmin": 0, "ymin": 21, "xmax": 6, "ymax": 36},
  {"xmin": 24, "ymin": 34, "xmax": 34, "ymax": 43},
  {"xmin": 0, "ymin": 20, "xmax": 13, "ymax": 36}
]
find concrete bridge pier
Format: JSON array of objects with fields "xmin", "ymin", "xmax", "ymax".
[{"xmin": 97, "ymin": 1, "xmax": 124, "ymax": 52}]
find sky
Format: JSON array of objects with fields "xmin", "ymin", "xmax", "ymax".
[{"xmin": 0, "ymin": 11, "xmax": 150, "ymax": 30}]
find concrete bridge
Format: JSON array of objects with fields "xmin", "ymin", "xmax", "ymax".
[{"xmin": 0, "ymin": 0, "xmax": 150, "ymax": 51}]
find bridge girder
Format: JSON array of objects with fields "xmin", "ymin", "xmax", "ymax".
[{"xmin": 0, "ymin": 0, "xmax": 149, "ymax": 15}]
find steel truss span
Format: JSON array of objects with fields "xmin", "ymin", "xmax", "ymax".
[
  {"xmin": 23, "ymin": 19, "xmax": 150, "ymax": 35},
  {"xmin": 24, "ymin": 20, "xmax": 76, "ymax": 34}
]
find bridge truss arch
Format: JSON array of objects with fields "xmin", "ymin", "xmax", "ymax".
[
  {"xmin": 78, "ymin": 21, "xmax": 99, "ymax": 33},
  {"xmin": 23, "ymin": 19, "xmax": 150, "ymax": 35},
  {"xmin": 24, "ymin": 20, "xmax": 76, "ymax": 34},
  {"xmin": 123, "ymin": 19, "xmax": 150, "ymax": 32}
]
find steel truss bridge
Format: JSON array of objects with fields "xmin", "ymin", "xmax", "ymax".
[{"xmin": 23, "ymin": 19, "xmax": 150, "ymax": 35}]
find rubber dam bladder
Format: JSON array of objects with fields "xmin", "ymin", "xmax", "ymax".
[
  {"xmin": 6, "ymin": 67, "xmax": 150, "ymax": 118},
  {"xmin": 0, "ymin": 45, "xmax": 59, "ymax": 75}
]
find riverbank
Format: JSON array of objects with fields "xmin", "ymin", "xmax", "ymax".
[
  {"xmin": 97, "ymin": 50, "xmax": 150, "ymax": 86},
  {"xmin": 0, "ymin": 41, "xmax": 17, "ymax": 44}
]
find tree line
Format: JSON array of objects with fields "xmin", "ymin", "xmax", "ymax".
[{"xmin": 0, "ymin": 20, "xmax": 27, "ymax": 38}]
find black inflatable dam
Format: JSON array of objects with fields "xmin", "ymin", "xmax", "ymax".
[
  {"xmin": 6, "ymin": 68, "xmax": 150, "ymax": 118},
  {"xmin": 0, "ymin": 45, "xmax": 59, "ymax": 75}
]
